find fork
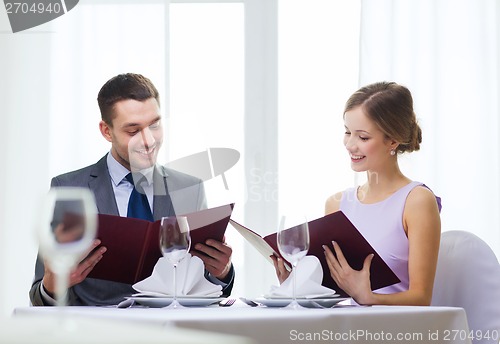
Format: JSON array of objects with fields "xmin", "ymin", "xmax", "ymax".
[{"xmin": 219, "ymin": 298, "xmax": 236, "ymax": 307}]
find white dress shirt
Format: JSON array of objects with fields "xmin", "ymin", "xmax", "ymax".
[{"xmin": 106, "ymin": 152, "xmax": 154, "ymax": 217}]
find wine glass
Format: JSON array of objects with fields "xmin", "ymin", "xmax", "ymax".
[
  {"xmin": 159, "ymin": 216, "xmax": 191, "ymax": 309},
  {"xmin": 277, "ymin": 214, "xmax": 310, "ymax": 309},
  {"xmin": 38, "ymin": 187, "xmax": 97, "ymax": 307}
]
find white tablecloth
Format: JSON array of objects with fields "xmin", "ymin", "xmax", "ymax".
[
  {"xmin": 13, "ymin": 303, "xmax": 471, "ymax": 344},
  {"xmin": 0, "ymin": 312, "xmax": 253, "ymax": 344}
]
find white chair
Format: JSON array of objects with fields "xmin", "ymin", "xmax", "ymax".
[{"xmin": 432, "ymin": 230, "xmax": 500, "ymax": 344}]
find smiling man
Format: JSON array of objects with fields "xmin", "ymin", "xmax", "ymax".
[{"xmin": 29, "ymin": 73, "xmax": 235, "ymax": 306}]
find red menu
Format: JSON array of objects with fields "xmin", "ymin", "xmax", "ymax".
[
  {"xmin": 229, "ymin": 210, "xmax": 400, "ymax": 297},
  {"xmin": 88, "ymin": 203, "xmax": 234, "ymax": 284}
]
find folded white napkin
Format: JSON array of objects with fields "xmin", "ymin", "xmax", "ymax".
[
  {"xmin": 267, "ymin": 255, "xmax": 337, "ymax": 298},
  {"xmin": 133, "ymin": 254, "xmax": 223, "ymax": 297}
]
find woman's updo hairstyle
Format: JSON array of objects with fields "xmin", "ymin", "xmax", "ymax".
[{"xmin": 344, "ymin": 81, "xmax": 422, "ymax": 153}]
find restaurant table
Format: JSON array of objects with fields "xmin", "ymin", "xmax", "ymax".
[
  {"xmin": 13, "ymin": 301, "xmax": 471, "ymax": 344},
  {"xmin": 0, "ymin": 313, "xmax": 253, "ymax": 344}
]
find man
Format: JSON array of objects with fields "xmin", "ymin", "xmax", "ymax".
[{"xmin": 30, "ymin": 73, "xmax": 234, "ymax": 306}]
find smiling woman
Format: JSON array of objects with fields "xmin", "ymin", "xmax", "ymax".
[{"xmin": 321, "ymin": 82, "xmax": 442, "ymax": 306}]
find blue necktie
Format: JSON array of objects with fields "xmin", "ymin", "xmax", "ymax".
[{"xmin": 126, "ymin": 173, "xmax": 154, "ymax": 221}]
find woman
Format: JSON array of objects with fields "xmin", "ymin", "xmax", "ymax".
[{"xmin": 274, "ymin": 81, "xmax": 441, "ymax": 306}]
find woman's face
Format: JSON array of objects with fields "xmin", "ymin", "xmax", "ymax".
[{"xmin": 343, "ymin": 106, "xmax": 395, "ymax": 173}]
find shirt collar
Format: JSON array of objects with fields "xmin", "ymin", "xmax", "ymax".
[{"xmin": 107, "ymin": 152, "xmax": 154, "ymax": 186}]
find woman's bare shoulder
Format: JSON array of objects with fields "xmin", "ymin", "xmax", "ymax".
[
  {"xmin": 404, "ymin": 185, "xmax": 441, "ymax": 228},
  {"xmin": 406, "ymin": 185, "xmax": 439, "ymax": 210}
]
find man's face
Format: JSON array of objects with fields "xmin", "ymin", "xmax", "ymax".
[{"xmin": 99, "ymin": 98, "xmax": 163, "ymax": 171}]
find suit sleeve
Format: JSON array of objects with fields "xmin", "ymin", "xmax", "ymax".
[
  {"xmin": 29, "ymin": 255, "xmax": 48, "ymax": 306},
  {"xmin": 29, "ymin": 177, "xmax": 83, "ymax": 306},
  {"xmin": 195, "ymin": 180, "xmax": 235, "ymax": 296},
  {"xmin": 29, "ymin": 177, "xmax": 59, "ymax": 306}
]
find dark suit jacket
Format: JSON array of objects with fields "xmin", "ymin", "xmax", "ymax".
[{"xmin": 29, "ymin": 154, "xmax": 234, "ymax": 306}]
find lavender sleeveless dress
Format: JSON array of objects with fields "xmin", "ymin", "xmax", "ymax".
[{"xmin": 339, "ymin": 181, "xmax": 441, "ymax": 294}]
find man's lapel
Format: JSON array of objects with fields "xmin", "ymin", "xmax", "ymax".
[
  {"xmin": 152, "ymin": 165, "xmax": 174, "ymax": 220},
  {"xmin": 89, "ymin": 155, "xmax": 120, "ymax": 216}
]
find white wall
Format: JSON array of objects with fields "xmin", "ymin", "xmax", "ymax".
[{"xmin": 0, "ymin": 11, "xmax": 51, "ymax": 315}]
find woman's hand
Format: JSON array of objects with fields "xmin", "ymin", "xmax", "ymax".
[
  {"xmin": 323, "ymin": 241, "xmax": 375, "ymax": 305},
  {"xmin": 271, "ymin": 255, "xmax": 290, "ymax": 284}
]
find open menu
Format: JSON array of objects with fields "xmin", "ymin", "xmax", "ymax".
[
  {"xmin": 88, "ymin": 203, "xmax": 234, "ymax": 284},
  {"xmin": 229, "ymin": 211, "xmax": 400, "ymax": 297}
]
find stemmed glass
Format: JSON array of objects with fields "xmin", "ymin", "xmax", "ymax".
[
  {"xmin": 277, "ymin": 214, "xmax": 310, "ymax": 309},
  {"xmin": 38, "ymin": 187, "xmax": 97, "ymax": 307},
  {"xmin": 159, "ymin": 216, "xmax": 191, "ymax": 309}
]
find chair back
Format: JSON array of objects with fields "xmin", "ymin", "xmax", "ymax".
[{"xmin": 432, "ymin": 230, "xmax": 500, "ymax": 344}]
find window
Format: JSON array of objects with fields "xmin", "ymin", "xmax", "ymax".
[
  {"xmin": 46, "ymin": 0, "xmax": 360, "ymax": 298},
  {"xmin": 278, "ymin": 0, "xmax": 360, "ymax": 219}
]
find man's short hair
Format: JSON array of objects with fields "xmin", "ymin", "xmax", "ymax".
[{"xmin": 97, "ymin": 73, "xmax": 160, "ymax": 125}]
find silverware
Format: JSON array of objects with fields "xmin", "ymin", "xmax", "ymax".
[
  {"xmin": 219, "ymin": 298, "xmax": 236, "ymax": 307},
  {"xmin": 117, "ymin": 298, "xmax": 136, "ymax": 308},
  {"xmin": 239, "ymin": 297, "xmax": 262, "ymax": 307}
]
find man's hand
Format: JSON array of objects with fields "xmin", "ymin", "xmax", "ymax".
[
  {"xmin": 191, "ymin": 239, "xmax": 232, "ymax": 281},
  {"xmin": 42, "ymin": 239, "xmax": 107, "ymax": 296}
]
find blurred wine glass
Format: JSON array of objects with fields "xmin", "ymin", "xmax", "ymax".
[
  {"xmin": 159, "ymin": 216, "xmax": 191, "ymax": 309},
  {"xmin": 277, "ymin": 214, "xmax": 310, "ymax": 309},
  {"xmin": 38, "ymin": 187, "xmax": 97, "ymax": 307}
]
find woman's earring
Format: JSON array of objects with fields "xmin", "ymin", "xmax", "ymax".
[{"xmin": 390, "ymin": 149, "xmax": 396, "ymax": 156}]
